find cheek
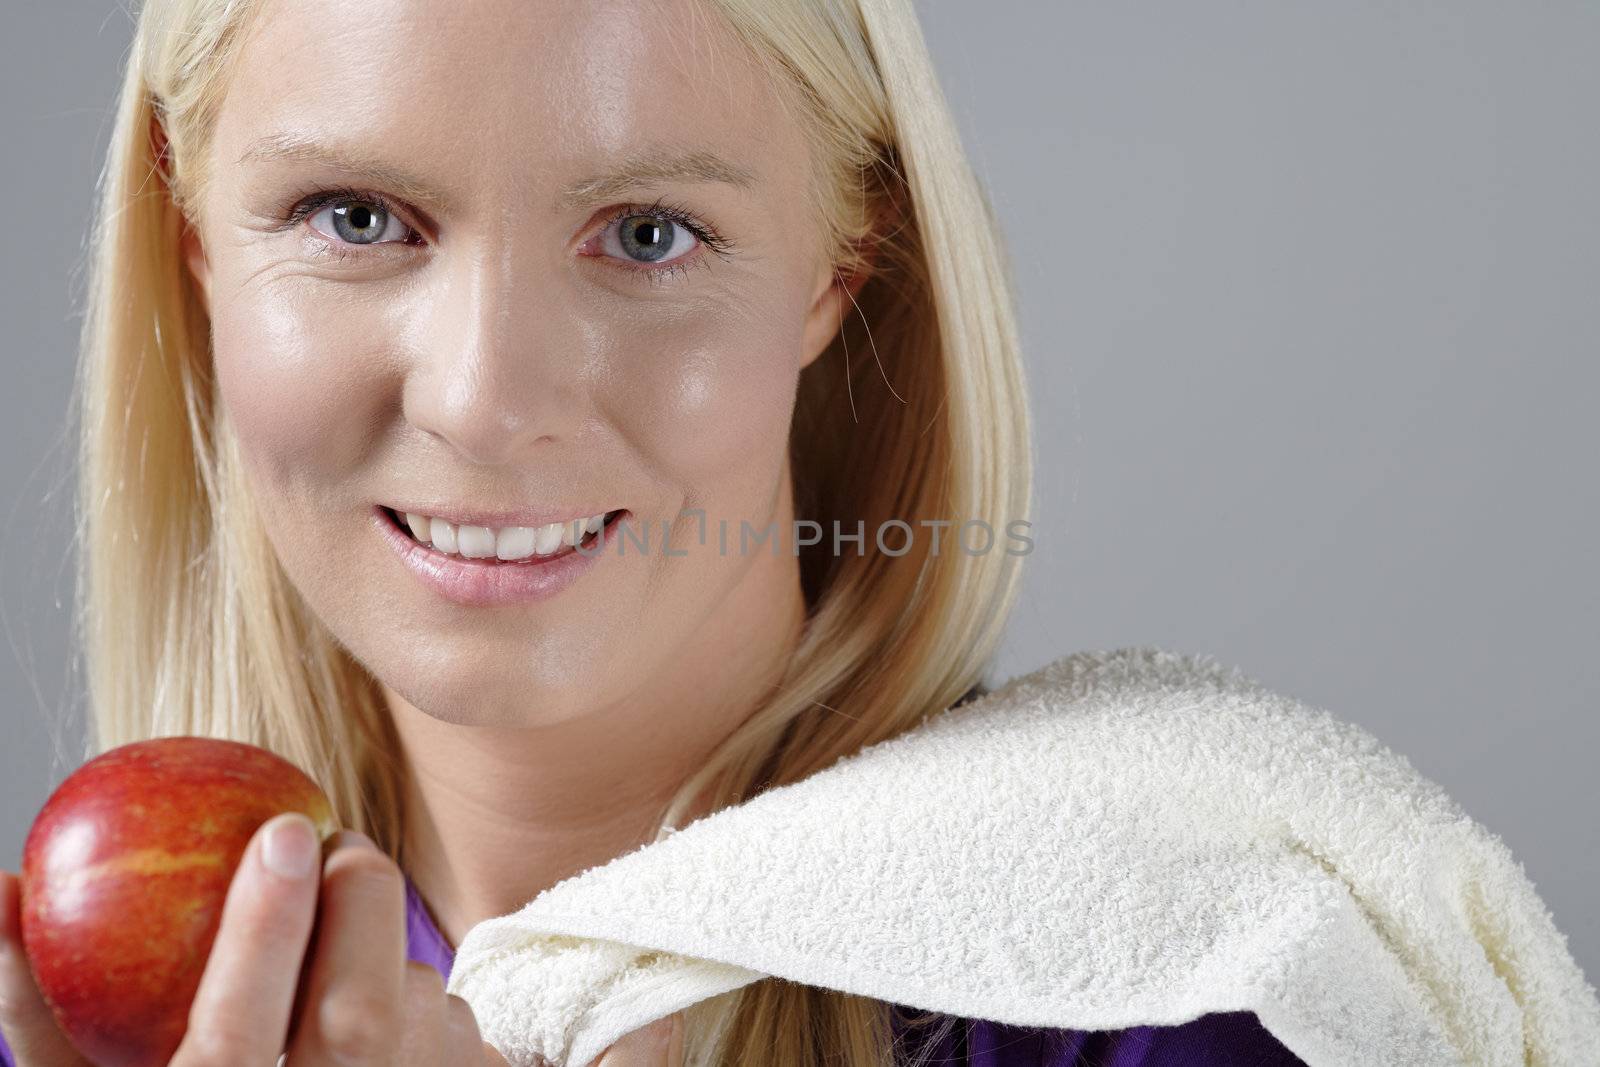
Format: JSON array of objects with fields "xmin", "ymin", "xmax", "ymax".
[
  {"xmin": 210, "ymin": 287, "xmax": 390, "ymax": 511},
  {"xmin": 604, "ymin": 299, "xmax": 807, "ymax": 494}
]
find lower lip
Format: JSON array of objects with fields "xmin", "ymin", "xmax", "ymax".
[{"xmin": 372, "ymin": 505, "xmax": 627, "ymax": 607}]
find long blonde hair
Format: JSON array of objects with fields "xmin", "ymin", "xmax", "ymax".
[{"xmin": 75, "ymin": 0, "xmax": 1032, "ymax": 1062}]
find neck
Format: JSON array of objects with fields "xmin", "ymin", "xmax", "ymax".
[{"xmin": 387, "ymin": 523, "xmax": 806, "ymax": 949}]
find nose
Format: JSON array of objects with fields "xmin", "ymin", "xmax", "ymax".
[{"xmin": 403, "ymin": 237, "xmax": 585, "ymax": 467}]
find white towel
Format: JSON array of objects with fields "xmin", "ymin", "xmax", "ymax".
[{"xmin": 443, "ymin": 646, "xmax": 1600, "ymax": 1067}]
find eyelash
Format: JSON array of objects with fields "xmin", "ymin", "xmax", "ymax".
[{"xmin": 277, "ymin": 186, "xmax": 734, "ymax": 284}]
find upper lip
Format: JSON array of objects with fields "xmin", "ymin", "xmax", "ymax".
[{"xmin": 381, "ymin": 503, "xmax": 623, "ymax": 531}]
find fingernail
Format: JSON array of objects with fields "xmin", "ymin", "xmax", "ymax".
[
  {"xmin": 261, "ymin": 813, "xmax": 318, "ymax": 879},
  {"xmin": 339, "ymin": 829, "xmax": 377, "ymax": 851}
]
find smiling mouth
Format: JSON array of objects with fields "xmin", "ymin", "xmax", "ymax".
[{"xmin": 379, "ymin": 505, "xmax": 624, "ymax": 563}]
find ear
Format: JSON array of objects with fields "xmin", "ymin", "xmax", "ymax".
[
  {"xmin": 151, "ymin": 110, "xmax": 211, "ymax": 311},
  {"xmin": 180, "ymin": 218, "xmax": 211, "ymax": 311},
  {"xmin": 798, "ymin": 247, "xmax": 878, "ymax": 372}
]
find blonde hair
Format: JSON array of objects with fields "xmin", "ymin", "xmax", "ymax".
[{"xmin": 75, "ymin": 0, "xmax": 1032, "ymax": 1062}]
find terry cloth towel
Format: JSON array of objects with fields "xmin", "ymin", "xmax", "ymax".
[{"xmin": 443, "ymin": 646, "xmax": 1600, "ymax": 1067}]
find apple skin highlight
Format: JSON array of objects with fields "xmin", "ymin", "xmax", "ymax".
[{"xmin": 19, "ymin": 736, "xmax": 339, "ymax": 1067}]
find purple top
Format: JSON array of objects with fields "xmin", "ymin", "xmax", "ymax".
[{"xmin": 0, "ymin": 881, "xmax": 1307, "ymax": 1067}]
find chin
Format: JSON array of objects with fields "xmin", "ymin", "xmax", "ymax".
[{"xmin": 377, "ymin": 667, "xmax": 603, "ymax": 729}]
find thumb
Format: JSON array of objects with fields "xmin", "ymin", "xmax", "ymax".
[{"xmin": 0, "ymin": 870, "xmax": 91, "ymax": 1065}]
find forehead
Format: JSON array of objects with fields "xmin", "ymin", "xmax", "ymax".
[{"xmin": 214, "ymin": 0, "xmax": 800, "ymax": 207}]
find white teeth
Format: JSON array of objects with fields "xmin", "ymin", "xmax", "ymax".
[
  {"xmin": 456, "ymin": 525, "xmax": 497, "ymax": 559},
  {"xmin": 533, "ymin": 522, "xmax": 564, "ymax": 555},
  {"xmin": 495, "ymin": 526, "xmax": 537, "ymax": 560},
  {"xmin": 429, "ymin": 517, "xmax": 458, "ymax": 554},
  {"xmin": 398, "ymin": 509, "xmax": 612, "ymax": 561}
]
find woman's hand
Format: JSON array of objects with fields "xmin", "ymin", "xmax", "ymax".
[
  {"xmin": 0, "ymin": 867, "xmax": 91, "ymax": 1065},
  {"xmin": 184, "ymin": 816, "xmax": 507, "ymax": 1065},
  {"xmin": 4, "ymin": 816, "xmax": 683, "ymax": 1067},
  {"xmin": 0, "ymin": 815, "xmax": 506, "ymax": 1065}
]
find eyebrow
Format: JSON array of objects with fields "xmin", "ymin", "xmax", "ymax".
[
  {"xmin": 237, "ymin": 130, "xmax": 759, "ymax": 214},
  {"xmin": 557, "ymin": 148, "xmax": 759, "ymax": 208},
  {"xmin": 238, "ymin": 131, "xmax": 457, "ymax": 213}
]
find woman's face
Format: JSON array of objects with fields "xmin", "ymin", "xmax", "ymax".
[{"xmin": 182, "ymin": 0, "xmax": 847, "ymax": 725}]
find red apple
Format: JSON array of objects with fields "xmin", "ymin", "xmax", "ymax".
[{"xmin": 18, "ymin": 736, "xmax": 340, "ymax": 1067}]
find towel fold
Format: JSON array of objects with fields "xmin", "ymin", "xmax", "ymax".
[{"xmin": 444, "ymin": 646, "xmax": 1600, "ymax": 1067}]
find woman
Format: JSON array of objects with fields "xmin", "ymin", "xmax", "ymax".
[{"xmin": 0, "ymin": 0, "xmax": 1312, "ymax": 1063}]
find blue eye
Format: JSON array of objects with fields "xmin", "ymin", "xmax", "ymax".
[
  {"xmin": 309, "ymin": 198, "xmax": 414, "ymax": 246},
  {"xmin": 603, "ymin": 213, "xmax": 697, "ymax": 264},
  {"xmin": 586, "ymin": 197, "xmax": 736, "ymax": 283}
]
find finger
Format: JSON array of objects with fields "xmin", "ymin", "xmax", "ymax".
[
  {"xmin": 437, "ymin": 990, "xmax": 494, "ymax": 1063},
  {"xmin": 398, "ymin": 961, "xmax": 445, "ymax": 1065},
  {"xmin": 0, "ymin": 870, "xmax": 93, "ymax": 1065},
  {"xmin": 171, "ymin": 812, "xmax": 322, "ymax": 1066},
  {"xmin": 283, "ymin": 829, "xmax": 405, "ymax": 1065},
  {"xmin": 596, "ymin": 1013, "xmax": 679, "ymax": 1066},
  {"xmin": 668, "ymin": 1012, "xmax": 684, "ymax": 1067}
]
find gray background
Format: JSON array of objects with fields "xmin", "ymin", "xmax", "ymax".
[{"xmin": 4, "ymin": 1, "xmax": 1594, "ymax": 984}]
